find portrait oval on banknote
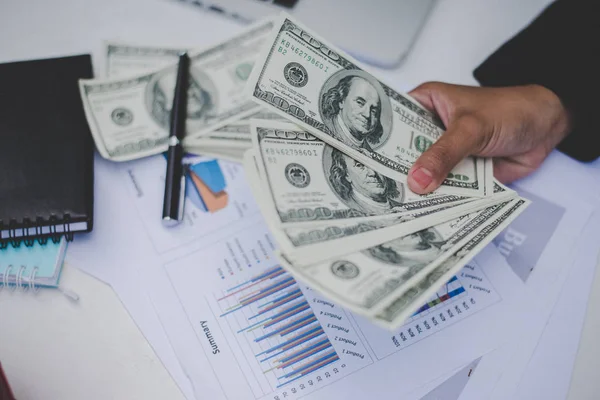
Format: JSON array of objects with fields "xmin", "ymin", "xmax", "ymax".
[
  {"xmin": 319, "ymin": 70, "xmax": 392, "ymax": 150},
  {"xmin": 322, "ymin": 146, "xmax": 405, "ymax": 216},
  {"xmin": 362, "ymin": 228, "xmax": 445, "ymax": 270},
  {"xmin": 145, "ymin": 65, "xmax": 218, "ymax": 130}
]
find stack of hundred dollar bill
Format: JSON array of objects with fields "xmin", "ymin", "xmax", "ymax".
[{"xmin": 78, "ymin": 15, "xmax": 529, "ymax": 330}]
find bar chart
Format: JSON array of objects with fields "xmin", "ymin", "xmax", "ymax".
[
  {"xmin": 215, "ymin": 265, "xmax": 372, "ymax": 397},
  {"xmin": 218, "ymin": 266, "xmax": 340, "ymax": 387}
]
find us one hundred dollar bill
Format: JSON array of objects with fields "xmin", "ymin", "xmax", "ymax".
[
  {"xmin": 79, "ymin": 20, "xmax": 273, "ymax": 161},
  {"xmin": 105, "ymin": 42, "xmax": 283, "ymax": 135},
  {"xmin": 246, "ymin": 14, "xmax": 491, "ymax": 197},
  {"xmin": 187, "ymin": 132, "xmax": 251, "ymax": 149},
  {"xmin": 250, "ymin": 120, "xmax": 471, "ymax": 224},
  {"xmin": 104, "ymin": 41, "xmax": 285, "ymax": 161},
  {"xmin": 187, "ymin": 147, "xmax": 247, "ymax": 163},
  {"xmin": 277, "ymin": 197, "xmax": 528, "ymax": 323},
  {"xmin": 242, "ymin": 146, "xmax": 515, "ymax": 266},
  {"xmin": 106, "ymin": 42, "xmax": 191, "ymax": 78},
  {"xmin": 183, "ymin": 122, "xmax": 252, "ymax": 161}
]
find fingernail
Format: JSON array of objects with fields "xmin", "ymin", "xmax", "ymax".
[{"xmin": 410, "ymin": 167, "xmax": 433, "ymax": 190}]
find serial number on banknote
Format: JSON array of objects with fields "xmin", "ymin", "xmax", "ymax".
[
  {"xmin": 278, "ymin": 40, "xmax": 330, "ymax": 72},
  {"xmin": 265, "ymin": 148, "xmax": 319, "ymax": 157}
]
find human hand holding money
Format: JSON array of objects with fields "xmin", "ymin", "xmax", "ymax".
[
  {"xmin": 245, "ymin": 15, "xmax": 493, "ymax": 197},
  {"xmin": 406, "ymin": 82, "xmax": 572, "ymax": 194},
  {"xmin": 234, "ymin": 14, "xmax": 529, "ymax": 329}
]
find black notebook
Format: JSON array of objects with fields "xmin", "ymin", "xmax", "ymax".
[{"xmin": 0, "ymin": 54, "xmax": 94, "ymax": 248}]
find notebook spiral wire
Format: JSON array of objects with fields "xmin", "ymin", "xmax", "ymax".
[
  {"xmin": 0, "ymin": 264, "xmax": 78, "ymax": 300},
  {"xmin": 1, "ymin": 265, "xmax": 40, "ymax": 293},
  {"xmin": 0, "ymin": 215, "xmax": 75, "ymax": 249}
]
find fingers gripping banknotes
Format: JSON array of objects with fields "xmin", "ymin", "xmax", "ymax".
[
  {"xmin": 247, "ymin": 15, "xmax": 490, "ymax": 197},
  {"xmin": 251, "ymin": 121, "xmax": 469, "ymax": 224},
  {"xmin": 79, "ymin": 20, "xmax": 273, "ymax": 161}
]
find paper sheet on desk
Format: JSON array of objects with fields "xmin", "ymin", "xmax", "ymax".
[
  {"xmin": 512, "ymin": 217, "xmax": 599, "ymax": 400},
  {"xmin": 69, "ymin": 153, "xmax": 266, "ymax": 400},
  {"xmin": 458, "ymin": 212, "xmax": 600, "ymax": 400},
  {"xmin": 399, "ymin": 151, "xmax": 600, "ymax": 400},
  {"xmin": 458, "ymin": 151, "xmax": 600, "ymax": 400},
  {"xmin": 66, "ymin": 155, "xmax": 195, "ymax": 400}
]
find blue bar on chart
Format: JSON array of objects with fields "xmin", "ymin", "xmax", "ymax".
[{"xmin": 217, "ymin": 266, "xmax": 340, "ymax": 388}]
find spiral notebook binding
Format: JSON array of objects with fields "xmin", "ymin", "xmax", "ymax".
[
  {"xmin": 63, "ymin": 214, "xmax": 72, "ymax": 241},
  {"xmin": 0, "ymin": 264, "xmax": 79, "ymax": 300},
  {"xmin": 1, "ymin": 265, "xmax": 14, "ymax": 291},
  {"xmin": 8, "ymin": 219, "xmax": 21, "ymax": 249},
  {"xmin": 0, "ymin": 214, "xmax": 75, "ymax": 249},
  {"xmin": 0, "ymin": 264, "xmax": 35, "ymax": 293},
  {"xmin": 35, "ymin": 217, "xmax": 48, "ymax": 246},
  {"xmin": 21, "ymin": 217, "xmax": 35, "ymax": 247}
]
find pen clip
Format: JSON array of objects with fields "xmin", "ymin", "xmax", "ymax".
[{"xmin": 177, "ymin": 173, "xmax": 186, "ymax": 222}]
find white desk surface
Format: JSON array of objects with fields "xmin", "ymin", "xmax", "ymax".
[{"xmin": 1, "ymin": 0, "xmax": 598, "ymax": 399}]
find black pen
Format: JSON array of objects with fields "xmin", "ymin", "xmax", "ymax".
[{"xmin": 162, "ymin": 52, "xmax": 189, "ymax": 226}]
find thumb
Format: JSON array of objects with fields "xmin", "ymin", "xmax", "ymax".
[{"xmin": 407, "ymin": 116, "xmax": 486, "ymax": 194}]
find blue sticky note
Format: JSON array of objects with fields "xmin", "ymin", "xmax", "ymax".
[{"xmin": 189, "ymin": 160, "xmax": 226, "ymax": 193}]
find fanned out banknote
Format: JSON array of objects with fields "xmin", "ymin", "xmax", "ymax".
[
  {"xmin": 103, "ymin": 41, "xmax": 286, "ymax": 162},
  {"xmin": 184, "ymin": 109, "xmax": 285, "ymax": 161},
  {"xmin": 246, "ymin": 14, "xmax": 493, "ymax": 197},
  {"xmin": 105, "ymin": 42, "xmax": 191, "ymax": 78},
  {"xmin": 79, "ymin": 20, "xmax": 274, "ymax": 161}
]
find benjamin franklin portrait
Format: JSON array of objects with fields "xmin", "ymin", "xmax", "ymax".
[
  {"xmin": 319, "ymin": 70, "xmax": 392, "ymax": 151},
  {"xmin": 324, "ymin": 147, "xmax": 405, "ymax": 215},
  {"xmin": 145, "ymin": 65, "xmax": 217, "ymax": 130},
  {"xmin": 365, "ymin": 228, "xmax": 445, "ymax": 270}
]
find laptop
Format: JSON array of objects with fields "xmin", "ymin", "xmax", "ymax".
[{"xmin": 174, "ymin": 0, "xmax": 437, "ymax": 68}]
